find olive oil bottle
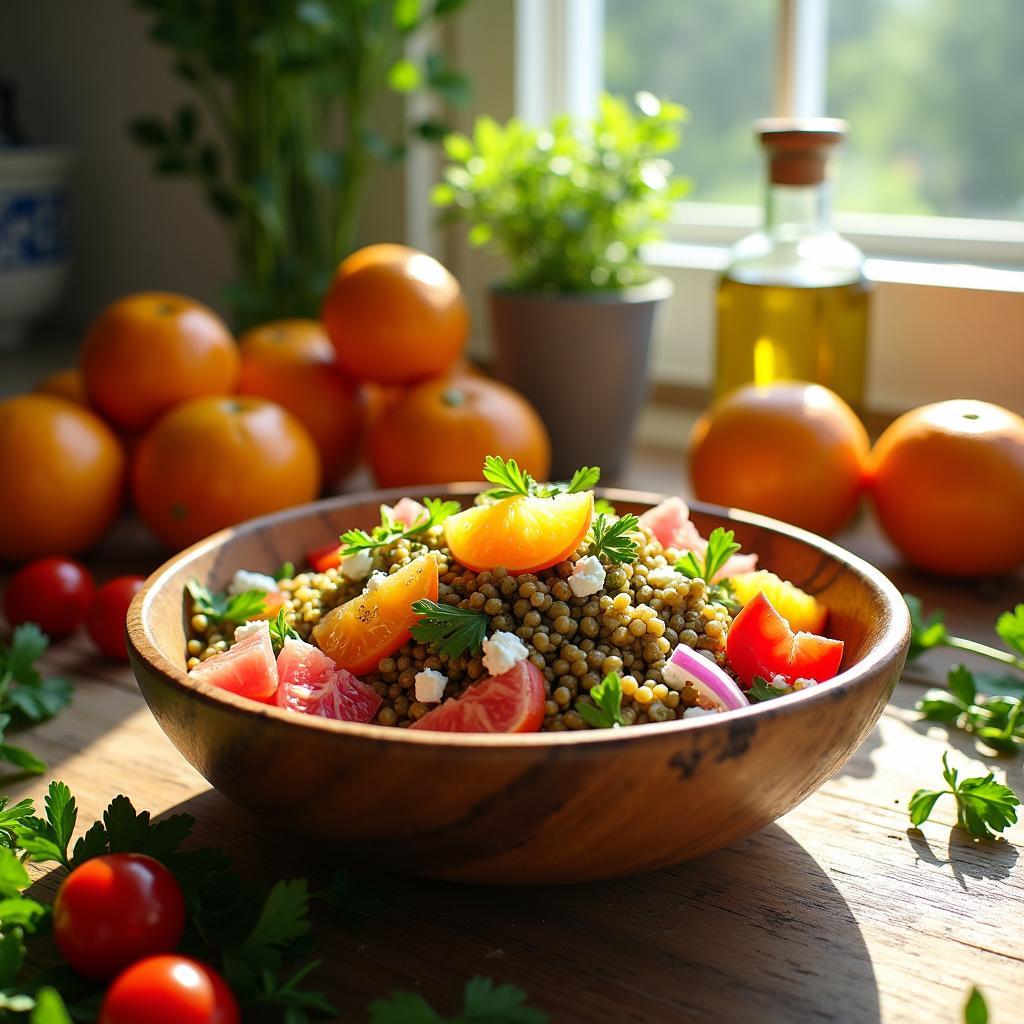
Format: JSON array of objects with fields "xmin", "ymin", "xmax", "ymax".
[{"xmin": 714, "ymin": 119, "xmax": 871, "ymax": 409}]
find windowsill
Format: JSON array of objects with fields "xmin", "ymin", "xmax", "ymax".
[{"xmin": 645, "ymin": 241, "xmax": 1024, "ymax": 294}]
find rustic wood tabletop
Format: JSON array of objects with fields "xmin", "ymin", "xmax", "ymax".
[{"xmin": 4, "ymin": 448, "xmax": 1023, "ymax": 1024}]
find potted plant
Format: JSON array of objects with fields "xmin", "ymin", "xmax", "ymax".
[
  {"xmin": 128, "ymin": 0, "xmax": 471, "ymax": 328},
  {"xmin": 433, "ymin": 92, "xmax": 688, "ymax": 478}
]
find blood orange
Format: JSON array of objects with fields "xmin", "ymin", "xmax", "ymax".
[{"xmin": 411, "ymin": 660, "xmax": 546, "ymax": 733}]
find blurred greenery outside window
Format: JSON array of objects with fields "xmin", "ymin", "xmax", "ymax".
[{"xmin": 596, "ymin": 0, "xmax": 1024, "ymax": 264}]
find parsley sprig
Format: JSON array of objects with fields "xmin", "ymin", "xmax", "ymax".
[
  {"xmin": 370, "ymin": 975, "xmax": 548, "ymax": 1024},
  {"xmin": 481, "ymin": 455, "xmax": 600, "ymax": 500},
  {"xmin": 909, "ymin": 752, "xmax": 1020, "ymax": 839},
  {"xmin": 906, "ymin": 595, "xmax": 1024, "ymax": 671},
  {"xmin": 746, "ymin": 676, "xmax": 794, "ymax": 702},
  {"xmin": 410, "ymin": 600, "xmax": 488, "ymax": 659},
  {"xmin": 0, "ymin": 624, "xmax": 73, "ymax": 776},
  {"xmin": 917, "ymin": 664, "xmax": 1024, "ymax": 755},
  {"xmin": 575, "ymin": 671, "xmax": 625, "ymax": 729},
  {"xmin": 675, "ymin": 527, "xmax": 741, "ymax": 584},
  {"xmin": 187, "ymin": 579, "xmax": 267, "ymax": 627},
  {"xmin": 588, "ymin": 513, "xmax": 640, "ymax": 565},
  {"xmin": 268, "ymin": 609, "xmax": 301, "ymax": 656},
  {"xmin": 340, "ymin": 497, "xmax": 461, "ymax": 556}
]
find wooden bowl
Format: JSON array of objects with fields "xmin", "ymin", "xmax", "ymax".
[{"xmin": 127, "ymin": 487, "xmax": 910, "ymax": 885}]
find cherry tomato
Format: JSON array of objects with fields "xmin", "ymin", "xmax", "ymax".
[
  {"xmin": 100, "ymin": 955, "xmax": 239, "ymax": 1024},
  {"xmin": 726, "ymin": 591, "xmax": 844, "ymax": 687},
  {"xmin": 86, "ymin": 575, "xmax": 145, "ymax": 660},
  {"xmin": 306, "ymin": 540, "xmax": 341, "ymax": 574},
  {"xmin": 3, "ymin": 557, "xmax": 94, "ymax": 637},
  {"xmin": 53, "ymin": 853, "xmax": 185, "ymax": 980}
]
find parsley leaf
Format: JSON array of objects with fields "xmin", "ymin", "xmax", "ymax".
[
  {"xmin": 593, "ymin": 497, "xmax": 617, "ymax": 516},
  {"xmin": 274, "ymin": 561, "xmax": 296, "ymax": 582},
  {"xmin": 995, "ymin": 604, "xmax": 1024, "ymax": 658},
  {"xmin": 746, "ymin": 676, "xmax": 794, "ymax": 702},
  {"xmin": 0, "ymin": 624, "xmax": 73, "ymax": 728},
  {"xmin": 564, "ymin": 466, "xmax": 600, "ymax": 494},
  {"xmin": 481, "ymin": 455, "xmax": 537, "ymax": 499},
  {"xmin": 14, "ymin": 781, "xmax": 77, "ymax": 866},
  {"xmin": 410, "ymin": 600, "xmax": 489, "ymax": 659},
  {"xmin": 0, "ymin": 795, "xmax": 35, "ymax": 850},
  {"xmin": 27, "ymin": 987, "xmax": 72, "ymax": 1024},
  {"xmin": 915, "ymin": 666, "xmax": 1024, "ymax": 754},
  {"xmin": 964, "ymin": 987, "xmax": 988, "ymax": 1024},
  {"xmin": 909, "ymin": 752, "xmax": 1020, "ymax": 838},
  {"xmin": 905, "ymin": 594, "xmax": 950, "ymax": 661},
  {"xmin": 317, "ymin": 867, "xmax": 390, "ymax": 927},
  {"xmin": 268, "ymin": 609, "xmax": 300, "ymax": 656},
  {"xmin": 589, "ymin": 513, "xmax": 640, "ymax": 565},
  {"xmin": 369, "ymin": 976, "xmax": 548, "ymax": 1024},
  {"xmin": 675, "ymin": 527, "xmax": 741, "ymax": 584},
  {"xmin": 575, "ymin": 671, "xmax": 625, "ymax": 728},
  {"xmin": 186, "ymin": 579, "xmax": 267, "ymax": 627},
  {"xmin": 340, "ymin": 498, "xmax": 461, "ymax": 556}
]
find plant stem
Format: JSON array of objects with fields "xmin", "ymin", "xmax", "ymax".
[{"xmin": 946, "ymin": 635, "xmax": 1024, "ymax": 672}]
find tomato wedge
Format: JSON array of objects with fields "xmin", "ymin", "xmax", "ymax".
[
  {"xmin": 410, "ymin": 659, "xmax": 546, "ymax": 733},
  {"xmin": 312, "ymin": 554, "xmax": 438, "ymax": 674},
  {"xmin": 726, "ymin": 591, "xmax": 844, "ymax": 687},
  {"xmin": 307, "ymin": 541, "xmax": 342, "ymax": 574}
]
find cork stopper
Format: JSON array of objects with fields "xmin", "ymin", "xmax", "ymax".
[{"xmin": 754, "ymin": 117, "xmax": 847, "ymax": 186}]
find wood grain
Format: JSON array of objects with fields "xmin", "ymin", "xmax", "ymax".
[{"xmin": 3, "ymin": 452, "xmax": 1022, "ymax": 1023}]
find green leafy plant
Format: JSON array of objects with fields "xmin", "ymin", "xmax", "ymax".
[
  {"xmin": 588, "ymin": 513, "xmax": 640, "ymax": 565},
  {"xmin": 905, "ymin": 595, "xmax": 1024, "ymax": 671},
  {"xmin": 575, "ymin": 671, "xmax": 625, "ymax": 729},
  {"xmin": 675, "ymin": 527, "xmax": 741, "ymax": 584},
  {"xmin": 908, "ymin": 752, "xmax": 1020, "ymax": 839},
  {"xmin": 186, "ymin": 579, "xmax": 267, "ymax": 628},
  {"xmin": 410, "ymin": 600, "xmax": 488, "ymax": 659},
  {"xmin": 0, "ymin": 625, "xmax": 73, "ymax": 776},
  {"xmin": 369, "ymin": 975, "xmax": 547, "ymax": 1024},
  {"xmin": 480, "ymin": 456, "xmax": 600, "ymax": 501},
  {"xmin": 268, "ymin": 610, "xmax": 301, "ymax": 656},
  {"xmin": 433, "ymin": 92, "xmax": 688, "ymax": 293},
  {"xmin": 130, "ymin": 0, "xmax": 472, "ymax": 327},
  {"xmin": 341, "ymin": 498, "xmax": 461, "ymax": 556}
]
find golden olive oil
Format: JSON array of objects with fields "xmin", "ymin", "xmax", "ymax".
[{"xmin": 714, "ymin": 275, "xmax": 871, "ymax": 409}]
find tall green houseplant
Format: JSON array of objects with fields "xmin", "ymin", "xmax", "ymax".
[{"xmin": 130, "ymin": 0, "xmax": 471, "ymax": 327}]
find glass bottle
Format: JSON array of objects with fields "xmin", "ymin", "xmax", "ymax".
[{"xmin": 714, "ymin": 118, "xmax": 870, "ymax": 408}]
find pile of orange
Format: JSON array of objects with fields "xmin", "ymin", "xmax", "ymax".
[
  {"xmin": 688, "ymin": 382, "xmax": 1024, "ymax": 578},
  {"xmin": 2, "ymin": 244, "xmax": 550, "ymax": 561}
]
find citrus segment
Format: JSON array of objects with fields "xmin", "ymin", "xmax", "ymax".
[
  {"xmin": 312, "ymin": 555, "xmax": 439, "ymax": 674},
  {"xmin": 444, "ymin": 492, "xmax": 594, "ymax": 574},
  {"xmin": 730, "ymin": 570, "xmax": 827, "ymax": 634}
]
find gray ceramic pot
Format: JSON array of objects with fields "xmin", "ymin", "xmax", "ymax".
[{"xmin": 488, "ymin": 277, "xmax": 673, "ymax": 480}]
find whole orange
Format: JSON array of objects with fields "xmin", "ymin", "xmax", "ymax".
[
  {"xmin": 81, "ymin": 292, "xmax": 239, "ymax": 431},
  {"xmin": 132, "ymin": 396, "xmax": 321, "ymax": 549},
  {"xmin": 36, "ymin": 367, "xmax": 88, "ymax": 405},
  {"xmin": 322, "ymin": 243, "xmax": 468, "ymax": 386},
  {"xmin": 869, "ymin": 399, "xmax": 1024, "ymax": 576},
  {"xmin": 0, "ymin": 394, "xmax": 125, "ymax": 561},
  {"xmin": 689, "ymin": 381, "xmax": 869, "ymax": 536},
  {"xmin": 237, "ymin": 319, "xmax": 365, "ymax": 486},
  {"xmin": 369, "ymin": 376, "xmax": 550, "ymax": 487}
]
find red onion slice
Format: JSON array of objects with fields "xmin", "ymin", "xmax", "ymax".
[{"xmin": 664, "ymin": 644, "xmax": 750, "ymax": 712}]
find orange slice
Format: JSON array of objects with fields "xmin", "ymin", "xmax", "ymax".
[
  {"xmin": 444, "ymin": 492, "xmax": 594, "ymax": 574},
  {"xmin": 729, "ymin": 570, "xmax": 827, "ymax": 634},
  {"xmin": 312, "ymin": 554, "xmax": 438, "ymax": 674}
]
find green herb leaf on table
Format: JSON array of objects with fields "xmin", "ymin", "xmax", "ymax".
[
  {"xmin": 675, "ymin": 527, "xmax": 742, "ymax": 584},
  {"xmin": 369, "ymin": 975, "xmax": 548, "ymax": 1024},
  {"xmin": 27, "ymin": 987, "xmax": 73, "ymax": 1024},
  {"xmin": 317, "ymin": 866, "xmax": 390, "ymax": 928},
  {"xmin": 908, "ymin": 752, "xmax": 1020, "ymax": 839},
  {"xmin": 995, "ymin": 604, "xmax": 1024, "ymax": 658},
  {"xmin": 186, "ymin": 579, "xmax": 267, "ymax": 627},
  {"xmin": 0, "ymin": 795, "xmax": 36, "ymax": 849},
  {"xmin": 588, "ymin": 513, "xmax": 640, "ymax": 565},
  {"xmin": 964, "ymin": 987, "xmax": 988, "ymax": 1024},
  {"xmin": 0, "ymin": 624, "xmax": 73, "ymax": 728},
  {"xmin": 410, "ymin": 600, "xmax": 488, "ymax": 660},
  {"xmin": 905, "ymin": 594, "xmax": 949, "ymax": 661},
  {"xmin": 15, "ymin": 781, "xmax": 77, "ymax": 867},
  {"xmin": 575, "ymin": 672, "xmax": 625, "ymax": 729}
]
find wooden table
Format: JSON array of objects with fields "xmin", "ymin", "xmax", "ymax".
[{"xmin": 5, "ymin": 449, "xmax": 1023, "ymax": 1024}]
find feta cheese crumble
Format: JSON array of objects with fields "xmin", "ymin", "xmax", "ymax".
[
  {"xmin": 364, "ymin": 570, "xmax": 389, "ymax": 593},
  {"xmin": 234, "ymin": 619, "xmax": 269, "ymax": 643},
  {"xmin": 481, "ymin": 631, "xmax": 529, "ymax": 677},
  {"xmin": 414, "ymin": 668, "xmax": 448, "ymax": 704},
  {"xmin": 340, "ymin": 549, "xmax": 373, "ymax": 581},
  {"xmin": 646, "ymin": 566, "xmax": 683, "ymax": 590},
  {"xmin": 683, "ymin": 705, "xmax": 718, "ymax": 718},
  {"xmin": 568, "ymin": 555, "xmax": 606, "ymax": 598},
  {"xmin": 227, "ymin": 570, "xmax": 278, "ymax": 595}
]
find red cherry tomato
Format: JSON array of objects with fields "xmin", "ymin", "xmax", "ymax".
[
  {"xmin": 411, "ymin": 659, "xmax": 546, "ymax": 733},
  {"xmin": 86, "ymin": 575, "xmax": 145, "ymax": 660},
  {"xmin": 100, "ymin": 955, "xmax": 239, "ymax": 1024},
  {"xmin": 726, "ymin": 591, "xmax": 844, "ymax": 687},
  {"xmin": 307, "ymin": 540, "xmax": 341, "ymax": 574},
  {"xmin": 3, "ymin": 557, "xmax": 94, "ymax": 637},
  {"xmin": 53, "ymin": 853, "xmax": 185, "ymax": 980}
]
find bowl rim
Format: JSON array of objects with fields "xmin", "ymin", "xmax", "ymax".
[{"xmin": 127, "ymin": 485, "xmax": 911, "ymax": 750}]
